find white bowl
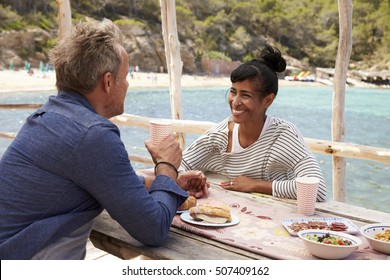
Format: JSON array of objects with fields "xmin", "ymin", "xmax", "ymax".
[
  {"xmin": 298, "ymin": 229, "xmax": 362, "ymax": 259},
  {"xmin": 360, "ymin": 223, "xmax": 390, "ymax": 255}
]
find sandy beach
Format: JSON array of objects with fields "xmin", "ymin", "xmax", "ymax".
[{"xmin": 0, "ymin": 70, "xmax": 326, "ymax": 93}]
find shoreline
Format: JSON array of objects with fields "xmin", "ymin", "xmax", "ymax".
[{"xmin": 0, "ymin": 70, "xmax": 328, "ymax": 93}]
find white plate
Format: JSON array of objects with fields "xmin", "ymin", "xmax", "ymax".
[
  {"xmin": 282, "ymin": 217, "xmax": 359, "ymax": 236},
  {"xmin": 176, "ymin": 209, "xmax": 187, "ymax": 214},
  {"xmin": 180, "ymin": 212, "xmax": 240, "ymax": 227}
]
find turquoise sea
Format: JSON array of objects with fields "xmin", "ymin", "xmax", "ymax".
[{"xmin": 0, "ymin": 85, "xmax": 389, "ymax": 213}]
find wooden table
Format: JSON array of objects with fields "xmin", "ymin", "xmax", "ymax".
[{"xmin": 90, "ymin": 174, "xmax": 390, "ymax": 260}]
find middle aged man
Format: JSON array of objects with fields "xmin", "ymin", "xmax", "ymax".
[{"xmin": 0, "ymin": 18, "xmax": 208, "ymax": 260}]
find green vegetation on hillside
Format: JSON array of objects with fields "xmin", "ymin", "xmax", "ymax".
[{"xmin": 0, "ymin": 0, "xmax": 389, "ymax": 70}]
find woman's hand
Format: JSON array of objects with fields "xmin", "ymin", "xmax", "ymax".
[
  {"xmin": 177, "ymin": 170, "xmax": 209, "ymax": 198},
  {"xmin": 220, "ymin": 176, "xmax": 255, "ymax": 192},
  {"xmin": 220, "ymin": 176, "xmax": 272, "ymax": 194}
]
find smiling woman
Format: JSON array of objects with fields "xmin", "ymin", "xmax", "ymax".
[{"xmin": 180, "ymin": 44, "xmax": 327, "ymax": 202}]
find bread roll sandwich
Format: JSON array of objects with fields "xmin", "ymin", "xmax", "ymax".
[
  {"xmin": 178, "ymin": 196, "xmax": 197, "ymax": 211},
  {"xmin": 189, "ymin": 204, "xmax": 232, "ymax": 224}
]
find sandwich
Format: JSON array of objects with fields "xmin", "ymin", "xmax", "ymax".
[
  {"xmin": 178, "ymin": 196, "xmax": 197, "ymax": 211},
  {"xmin": 189, "ymin": 204, "xmax": 231, "ymax": 224}
]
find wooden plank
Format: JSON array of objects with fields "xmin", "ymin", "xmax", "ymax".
[
  {"xmin": 89, "ymin": 231, "xmax": 146, "ymax": 260},
  {"xmin": 269, "ymin": 196, "xmax": 390, "ymax": 224},
  {"xmin": 91, "ymin": 211, "xmax": 265, "ymax": 260},
  {"xmin": 315, "ymin": 200, "xmax": 390, "ymax": 224},
  {"xmin": 85, "ymin": 238, "xmax": 121, "ymax": 260}
]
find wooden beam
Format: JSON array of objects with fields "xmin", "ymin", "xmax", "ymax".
[
  {"xmin": 0, "ymin": 132, "xmax": 17, "ymax": 139},
  {"xmin": 332, "ymin": 0, "xmax": 352, "ymax": 201},
  {"xmin": 57, "ymin": 0, "xmax": 72, "ymax": 40},
  {"xmin": 159, "ymin": 0, "xmax": 185, "ymax": 148},
  {"xmin": 0, "ymin": 104, "xmax": 43, "ymax": 109},
  {"xmin": 110, "ymin": 113, "xmax": 216, "ymax": 134},
  {"xmin": 305, "ymin": 138, "xmax": 390, "ymax": 165},
  {"xmin": 3, "ymin": 113, "xmax": 389, "ymax": 166}
]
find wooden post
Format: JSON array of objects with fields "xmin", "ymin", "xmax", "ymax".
[
  {"xmin": 159, "ymin": 0, "xmax": 185, "ymax": 148},
  {"xmin": 57, "ymin": 0, "xmax": 72, "ymax": 40},
  {"xmin": 332, "ymin": 0, "xmax": 353, "ymax": 201}
]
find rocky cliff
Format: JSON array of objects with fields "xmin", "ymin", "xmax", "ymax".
[
  {"xmin": 0, "ymin": 24, "xmax": 197, "ymax": 73},
  {"xmin": 0, "ymin": 28, "xmax": 51, "ymax": 70}
]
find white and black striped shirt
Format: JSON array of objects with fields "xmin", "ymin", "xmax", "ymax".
[{"xmin": 180, "ymin": 116, "xmax": 327, "ymax": 201}]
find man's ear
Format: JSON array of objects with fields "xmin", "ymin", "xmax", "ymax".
[{"xmin": 102, "ymin": 72, "xmax": 112, "ymax": 93}]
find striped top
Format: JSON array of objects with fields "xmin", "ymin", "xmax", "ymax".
[{"xmin": 180, "ymin": 116, "xmax": 327, "ymax": 202}]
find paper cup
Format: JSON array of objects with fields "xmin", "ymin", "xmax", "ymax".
[
  {"xmin": 296, "ymin": 176, "xmax": 320, "ymax": 216},
  {"xmin": 149, "ymin": 119, "xmax": 172, "ymax": 145}
]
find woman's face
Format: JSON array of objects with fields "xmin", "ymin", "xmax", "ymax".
[{"xmin": 228, "ymin": 79, "xmax": 273, "ymax": 125}]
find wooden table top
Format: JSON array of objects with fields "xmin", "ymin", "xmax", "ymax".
[{"xmin": 90, "ymin": 173, "xmax": 390, "ymax": 260}]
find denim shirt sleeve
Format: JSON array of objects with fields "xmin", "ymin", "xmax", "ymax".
[{"xmin": 72, "ymin": 122, "xmax": 188, "ymax": 246}]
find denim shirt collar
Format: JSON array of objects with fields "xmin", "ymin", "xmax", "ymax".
[{"xmin": 57, "ymin": 90, "xmax": 97, "ymax": 114}]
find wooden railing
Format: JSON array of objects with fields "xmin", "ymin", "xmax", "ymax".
[
  {"xmin": 111, "ymin": 113, "xmax": 390, "ymax": 165},
  {"xmin": 1, "ymin": 106, "xmax": 390, "ymax": 201}
]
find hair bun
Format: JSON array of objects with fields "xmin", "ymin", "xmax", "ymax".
[{"xmin": 258, "ymin": 45, "xmax": 287, "ymax": 73}]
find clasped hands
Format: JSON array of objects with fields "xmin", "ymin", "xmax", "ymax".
[
  {"xmin": 176, "ymin": 170, "xmax": 209, "ymax": 198},
  {"xmin": 145, "ymin": 135, "xmax": 209, "ymax": 198}
]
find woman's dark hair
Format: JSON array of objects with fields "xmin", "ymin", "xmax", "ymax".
[{"xmin": 230, "ymin": 44, "xmax": 286, "ymax": 97}]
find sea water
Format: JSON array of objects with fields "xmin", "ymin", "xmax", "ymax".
[{"xmin": 0, "ymin": 85, "xmax": 389, "ymax": 213}]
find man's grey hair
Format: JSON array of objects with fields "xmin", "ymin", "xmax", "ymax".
[{"xmin": 49, "ymin": 18, "xmax": 125, "ymax": 94}]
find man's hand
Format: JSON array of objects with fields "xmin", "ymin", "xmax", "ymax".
[
  {"xmin": 145, "ymin": 135, "xmax": 182, "ymax": 180},
  {"xmin": 145, "ymin": 135, "xmax": 182, "ymax": 168},
  {"xmin": 177, "ymin": 170, "xmax": 209, "ymax": 198}
]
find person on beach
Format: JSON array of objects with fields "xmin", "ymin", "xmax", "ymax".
[
  {"xmin": 0, "ymin": 19, "xmax": 208, "ymax": 260},
  {"xmin": 180, "ymin": 44, "xmax": 326, "ymax": 202}
]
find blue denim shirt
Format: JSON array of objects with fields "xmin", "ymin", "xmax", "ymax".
[{"xmin": 0, "ymin": 90, "xmax": 188, "ymax": 259}]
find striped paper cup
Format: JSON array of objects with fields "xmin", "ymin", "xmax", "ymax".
[
  {"xmin": 149, "ymin": 119, "xmax": 172, "ymax": 145},
  {"xmin": 296, "ymin": 176, "xmax": 319, "ymax": 216}
]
